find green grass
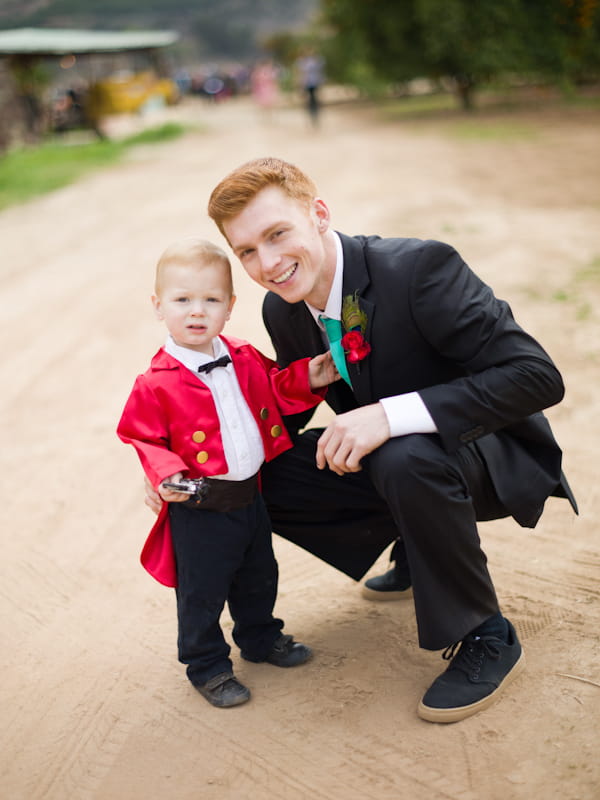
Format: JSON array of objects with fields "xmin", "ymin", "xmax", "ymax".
[
  {"xmin": 575, "ymin": 256, "xmax": 600, "ymax": 283},
  {"xmin": 444, "ymin": 119, "xmax": 539, "ymax": 141},
  {"xmin": 381, "ymin": 93, "xmax": 457, "ymax": 119},
  {"xmin": 564, "ymin": 93, "xmax": 600, "ymax": 110},
  {"xmin": 378, "ymin": 84, "xmax": 600, "ymax": 140},
  {"xmin": 548, "ymin": 255, "xmax": 600, "ymax": 323},
  {"xmin": 380, "ymin": 93, "xmax": 541, "ymax": 140},
  {"xmin": 119, "ymin": 122, "xmax": 186, "ymax": 146},
  {"xmin": 0, "ymin": 122, "xmax": 187, "ymax": 211}
]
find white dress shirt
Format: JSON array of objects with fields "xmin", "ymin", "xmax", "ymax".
[
  {"xmin": 305, "ymin": 232, "xmax": 437, "ymax": 437},
  {"xmin": 164, "ymin": 335, "xmax": 265, "ymax": 480}
]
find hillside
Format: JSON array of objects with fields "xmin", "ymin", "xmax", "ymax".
[{"xmin": 0, "ymin": 0, "xmax": 319, "ymax": 61}]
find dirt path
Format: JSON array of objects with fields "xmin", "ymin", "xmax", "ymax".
[{"xmin": 1, "ymin": 96, "xmax": 599, "ymax": 800}]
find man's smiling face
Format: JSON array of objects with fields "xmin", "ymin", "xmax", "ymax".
[{"xmin": 224, "ymin": 185, "xmax": 335, "ymax": 309}]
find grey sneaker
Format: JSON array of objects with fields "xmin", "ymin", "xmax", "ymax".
[
  {"xmin": 417, "ymin": 619, "xmax": 525, "ymax": 723},
  {"xmin": 265, "ymin": 634, "xmax": 312, "ymax": 667},
  {"xmin": 195, "ymin": 672, "xmax": 251, "ymax": 708},
  {"xmin": 242, "ymin": 633, "xmax": 313, "ymax": 667}
]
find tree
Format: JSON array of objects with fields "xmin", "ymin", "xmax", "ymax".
[
  {"xmin": 522, "ymin": 0, "xmax": 600, "ymax": 86},
  {"xmin": 321, "ymin": 0, "xmax": 424, "ymax": 92},
  {"xmin": 320, "ymin": 0, "xmax": 600, "ymax": 109},
  {"xmin": 414, "ymin": 0, "xmax": 527, "ymax": 108}
]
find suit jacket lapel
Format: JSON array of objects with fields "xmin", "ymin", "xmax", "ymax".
[{"xmin": 339, "ymin": 233, "xmax": 374, "ymax": 405}]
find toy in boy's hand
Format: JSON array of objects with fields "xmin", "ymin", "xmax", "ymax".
[{"xmin": 162, "ymin": 477, "xmax": 209, "ymax": 501}]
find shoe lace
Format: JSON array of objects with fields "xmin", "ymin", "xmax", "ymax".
[{"xmin": 442, "ymin": 634, "xmax": 501, "ymax": 680}]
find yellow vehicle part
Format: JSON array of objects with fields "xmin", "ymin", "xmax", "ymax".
[{"xmin": 87, "ymin": 71, "xmax": 179, "ymax": 116}]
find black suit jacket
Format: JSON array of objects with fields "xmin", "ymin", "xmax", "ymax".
[{"xmin": 263, "ymin": 233, "xmax": 577, "ymax": 526}]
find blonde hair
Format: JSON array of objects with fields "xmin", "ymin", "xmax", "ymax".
[
  {"xmin": 155, "ymin": 238, "xmax": 233, "ymax": 295},
  {"xmin": 208, "ymin": 157, "xmax": 318, "ymax": 239}
]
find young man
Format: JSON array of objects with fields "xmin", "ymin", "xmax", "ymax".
[
  {"xmin": 202, "ymin": 156, "xmax": 578, "ymax": 723},
  {"xmin": 147, "ymin": 158, "xmax": 576, "ymax": 721}
]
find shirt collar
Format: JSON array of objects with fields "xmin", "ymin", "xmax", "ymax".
[
  {"xmin": 164, "ymin": 334, "xmax": 229, "ymax": 373},
  {"xmin": 305, "ymin": 231, "xmax": 344, "ymax": 327}
]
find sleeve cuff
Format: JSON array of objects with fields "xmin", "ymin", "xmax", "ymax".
[{"xmin": 379, "ymin": 392, "xmax": 438, "ymax": 437}]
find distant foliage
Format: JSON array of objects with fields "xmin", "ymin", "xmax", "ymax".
[{"xmin": 320, "ymin": 0, "xmax": 600, "ymax": 108}]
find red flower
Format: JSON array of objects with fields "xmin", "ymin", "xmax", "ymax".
[{"xmin": 341, "ymin": 330, "xmax": 371, "ymax": 363}]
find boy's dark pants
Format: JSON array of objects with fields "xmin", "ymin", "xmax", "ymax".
[{"xmin": 169, "ymin": 495, "xmax": 283, "ymax": 687}]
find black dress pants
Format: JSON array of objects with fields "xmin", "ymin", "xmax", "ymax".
[
  {"xmin": 169, "ymin": 495, "xmax": 283, "ymax": 686},
  {"xmin": 261, "ymin": 429, "xmax": 509, "ymax": 651}
]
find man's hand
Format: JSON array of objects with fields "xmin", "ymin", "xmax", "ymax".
[
  {"xmin": 308, "ymin": 351, "xmax": 340, "ymax": 389},
  {"xmin": 316, "ymin": 403, "xmax": 391, "ymax": 475}
]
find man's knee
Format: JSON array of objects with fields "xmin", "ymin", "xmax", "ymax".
[{"xmin": 367, "ymin": 434, "xmax": 461, "ymax": 501}]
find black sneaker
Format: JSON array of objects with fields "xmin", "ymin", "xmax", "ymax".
[
  {"xmin": 195, "ymin": 672, "xmax": 251, "ymax": 708},
  {"xmin": 243, "ymin": 633, "xmax": 312, "ymax": 667},
  {"xmin": 417, "ymin": 619, "xmax": 525, "ymax": 723},
  {"xmin": 266, "ymin": 634, "xmax": 312, "ymax": 667},
  {"xmin": 361, "ymin": 565, "xmax": 413, "ymax": 601}
]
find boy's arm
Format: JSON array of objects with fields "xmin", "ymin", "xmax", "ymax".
[
  {"xmin": 261, "ymin": 295, "xmax": 325, "ymax": 434},
  {"xmin": 117, "ymin": 376, "xmax": 188, "ymax": 490},
  {"xmin": 251, "ymin": 348, "xmax": 329, "ymax": 416}
]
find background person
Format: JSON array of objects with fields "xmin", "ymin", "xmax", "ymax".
[{"xmin": 295, "ymin": 49, "xmax": 325, "ymax": 126}]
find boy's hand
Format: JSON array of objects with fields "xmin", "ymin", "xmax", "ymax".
[
  {"xmin": 158, "ymin": 472, "xmax": 190, "ymax": 503},
  {"xmin": 308, "ymin": 351, "xmax": 340, "ymax": 389},
  {"xmin": 144, "ymin": 475, "xmax": 162, "ymax": 514}
]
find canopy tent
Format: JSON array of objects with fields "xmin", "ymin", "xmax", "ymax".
[
  {"xmin": 0, "ymin": 27, "xmax": 180, "ymax": 143},
  {"xmin": 0, "ymin": 27, "xmax": 179, "ymax": 56}
]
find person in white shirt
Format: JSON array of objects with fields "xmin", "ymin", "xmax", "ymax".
[
  {"xmin": 118, "ymin": 237, "xmax": 338, "ymax": 708},
  {"xmin": 295, "ymin": 49, "xmax": 325, "ymax": 125}
]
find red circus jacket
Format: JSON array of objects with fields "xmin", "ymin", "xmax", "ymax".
[{"xmin": 117, "ymin": 335, "xmax": 326, "ymax": 587}]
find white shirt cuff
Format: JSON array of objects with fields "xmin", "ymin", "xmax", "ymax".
[{"xmin": 380, "ymin": 393, "xmax": 438, "ymax": 437}]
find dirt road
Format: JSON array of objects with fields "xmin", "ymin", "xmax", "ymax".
[{"xmin": 1, "ymin": 95, "xmax": 599, "ymax": 799}]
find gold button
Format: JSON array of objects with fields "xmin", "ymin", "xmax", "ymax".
[
  {"xmin": 259, "ymin": 408, "xmax": 269, "ymax": 420},
  {"xmin": 270, "ymin": 425, "xmax": 282, "ymax": 438},
  {"xmin": 196, "ymin": 451, "xmax": 209, "ymax": 464},
  {"xmin": 192, "ymin": 431, "xmax": 206, "ymax": 443}
]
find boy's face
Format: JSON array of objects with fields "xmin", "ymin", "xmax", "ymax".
[
  {"xmin": 223, "ymin": 185, "xmax": 334, "ymax": 310},
  {"xmin": 152, "ymin": 262, "xmax": 235, "ymax": 354}
]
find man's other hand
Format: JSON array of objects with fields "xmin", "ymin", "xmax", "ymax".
[{"xmin": 316, "ymin": 403, "xmax": 390, "ymax": 475}]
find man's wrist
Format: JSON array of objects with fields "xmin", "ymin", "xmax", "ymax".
[{"xmin": 379, "ymin": 392, "xmax": 437, "ymax": 437}]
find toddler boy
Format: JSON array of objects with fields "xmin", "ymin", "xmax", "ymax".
[{"xmin": 117, "ymin": 238, "xmax": 338, "ymax": 707}]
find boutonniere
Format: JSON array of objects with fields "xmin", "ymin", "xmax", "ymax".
[{"xmin": 341, "ymin": 291, "xmax": 371, "ymax": 363}]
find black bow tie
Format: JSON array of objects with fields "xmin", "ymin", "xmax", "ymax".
[{"xmin": 198, "ymin": 355, "xmax": 232, "ymax": 374}]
